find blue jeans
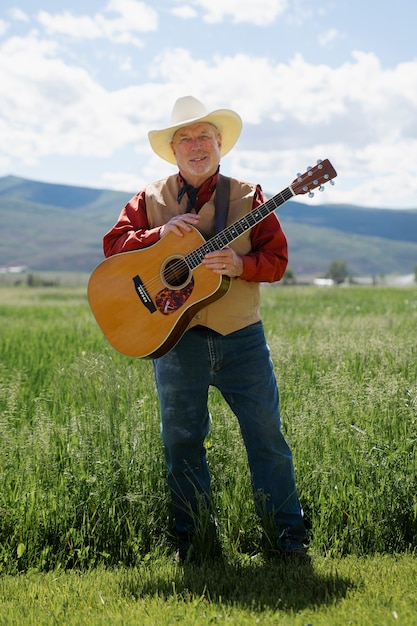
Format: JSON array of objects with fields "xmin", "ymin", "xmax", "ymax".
[{"xmin": 153, "ymin": 321, "xmax": 306, "ymax": 551}]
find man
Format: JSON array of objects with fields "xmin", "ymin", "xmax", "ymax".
[{"xmin": 103, "ymin": 96, "xmax": 307, "ymax": 562}]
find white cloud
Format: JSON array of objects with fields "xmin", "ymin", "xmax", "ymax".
[
  {"xmin": 171, "ymin": 5, "xmax": 198, "ymax": 19},
  {"xmin": 136, "ymin": 48, "xmax": 417, "ymax": 206},
  {"xmin": 318, "ymin": 28, "xmax": 344, "ymax": 47},
  {"xmin": 36, "ymin": 1, "xmax": 158, "ymax": 44},
  {"xmin": 37, "ymin": 10, "xmax": 103, "ymax": 39},
  {"xmin": 181, "ymin": 0, "xmax": 289, "ymax": 25},
  {"xmin": 9, "ymin": 8, "xmax": 29, "ymax": 22},
  {"xmin": 1, "ymin": 3, "xmax": 417, "ymax": 208}
]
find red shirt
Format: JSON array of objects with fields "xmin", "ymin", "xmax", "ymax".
[{"xmin": 103, "ymin": 172, "xmax": 288, "ymax": 283}]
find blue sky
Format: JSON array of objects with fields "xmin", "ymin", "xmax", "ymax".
[{"xmin": 1, "ymin": 0, "xmax": 417, "ymax": 208}]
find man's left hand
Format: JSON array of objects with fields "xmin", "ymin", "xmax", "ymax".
[{"xmin": 202, "ymin": 247, "xmax": 243, "ymax": 277}]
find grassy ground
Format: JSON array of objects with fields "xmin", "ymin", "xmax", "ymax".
[
  {"xmin": 0, "ymin": 554, "xmax": 416, "ymax": 625},
  {"xmin": 0, "ymin": 283, "xmax": 416, "ymax": 623}
]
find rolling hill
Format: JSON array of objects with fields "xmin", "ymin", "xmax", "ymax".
[{"xmin": 1, "ymin": 175, "xmax": 416, "ymax": 278}]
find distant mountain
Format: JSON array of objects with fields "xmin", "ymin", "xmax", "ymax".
[
  {"xmin": 1, "ymin": 175, "xmax": 417, "ymax": 277},
  {"xmin": 278, "ymin": 201, "xmax": 417, "ymax": 244},
  {"xmin": 0, "ymin": 175, "xmax": 132, "ymax": 273}
]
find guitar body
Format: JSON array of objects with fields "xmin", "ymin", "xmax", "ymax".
[{"xmin": 88, "ymin": 227, "xmax": 230, "ymax": 358}]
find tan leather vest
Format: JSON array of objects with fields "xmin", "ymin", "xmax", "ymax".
[{"xmin": 145, "ymin": 174, "xmax": 262, "ymax": 335}]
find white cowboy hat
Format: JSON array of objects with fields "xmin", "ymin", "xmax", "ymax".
[{"xmin": 148, "ymin": 96, "xmax": 242, "ymax": 165}]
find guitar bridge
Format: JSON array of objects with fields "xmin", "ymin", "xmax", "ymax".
[{"xmin": 133, "ymin": 275, "xmax": 156, "ymax": 313}]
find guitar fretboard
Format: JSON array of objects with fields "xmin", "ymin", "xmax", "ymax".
[{"xmin": 185, "ymin": 186, "xmax": 294, "ymax": 270}]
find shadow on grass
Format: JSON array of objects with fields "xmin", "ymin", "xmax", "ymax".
[{"xmin": 120, "ymin": 557, "xmax": 354, "ymax": 613}]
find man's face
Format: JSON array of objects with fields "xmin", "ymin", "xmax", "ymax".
[{"xmin": 171, "ymin": 122, "xmax": 222, "ymax": 186}]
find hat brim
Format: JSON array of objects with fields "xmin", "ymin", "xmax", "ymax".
[{"xmin": 148, "ymin": 109, "xmax": 242, "ymax": 165}]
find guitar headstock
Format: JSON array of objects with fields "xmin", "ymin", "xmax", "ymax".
[{"xmin": 291, "ymin": 159, "xmax": 337, "ymax": 197}]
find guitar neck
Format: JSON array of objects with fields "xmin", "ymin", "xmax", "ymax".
[
  {"xmin": 186, "ymin": 186, "xmax": 294, "ymax": 270},
  {"xmin": 184, "ymin": 158, "xmax": 338, "ymax": 269}
]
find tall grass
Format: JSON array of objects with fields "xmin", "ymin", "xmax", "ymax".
[
  {"xmin": 0, "ymin": 285, "xmax": 416, "ymax": 573},
  {"xmin": 262, "ymin": 287, "xmax": 417, "ymax": 556}
]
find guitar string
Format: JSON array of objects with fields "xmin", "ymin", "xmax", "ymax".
[
  {"xmin": 136, "ymin": 188, "xmax": 293, "ymax": 296},
  {"xmin": 136, "ymin": 169, "xmax": 331, "ymax": 297}
]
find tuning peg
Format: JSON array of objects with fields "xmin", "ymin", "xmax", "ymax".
[
  {"xmin": 316, "ymin": 159, "xmax": 323, "ymax": 165},
  {"xmin": 330, "ymin": 180, "xmax": 335, "ymax": 186},
  {"xmin": 296, "ymin": 172, "xmax": 302, "ymax": 178},
  {"xmin": 308, "ymin": 191, "xmax": 314, "ymax": 198},
  {"xmin": 319, "ymin": 185, "xmax": 325, "ymax": 192}
]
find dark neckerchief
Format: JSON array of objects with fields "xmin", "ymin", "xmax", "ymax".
[
  {"xmin": 177, "ymin": 168, "xmax": 220, "ymax": 213},
  {"xmin": 177, "ymin": 181, "xmax": 201, "ymax": 213}
]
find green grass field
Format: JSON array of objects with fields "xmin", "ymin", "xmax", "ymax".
[{"xmin": 0, "ymin": 283, "xmax": 416, "ymax": 624}]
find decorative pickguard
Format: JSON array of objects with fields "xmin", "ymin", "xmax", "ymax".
[{"xmin": 155, "ymin": 278, "xmax": 195, "ymax": 315}]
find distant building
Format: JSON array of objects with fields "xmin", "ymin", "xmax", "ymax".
[
  {"xmin": 0, "ymin": 265, "xmax": 28, "ymax": 273},
  {"xmin": 313, "ymin": 278, "xmax": 335, "ymax": 287}
]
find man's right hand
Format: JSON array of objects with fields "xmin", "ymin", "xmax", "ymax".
[{"xmin": 160, "ymin": 213, "xmax": 200, "ymax": 238}]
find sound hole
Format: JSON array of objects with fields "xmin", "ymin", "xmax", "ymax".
[{"xmin": 163, "ymin": 257, "xmax": 190, "ymax": 288}]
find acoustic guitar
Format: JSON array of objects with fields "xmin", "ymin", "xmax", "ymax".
[{"xmin": 88, "ymin": 159, "xmax": 337, "ymax": 358}]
